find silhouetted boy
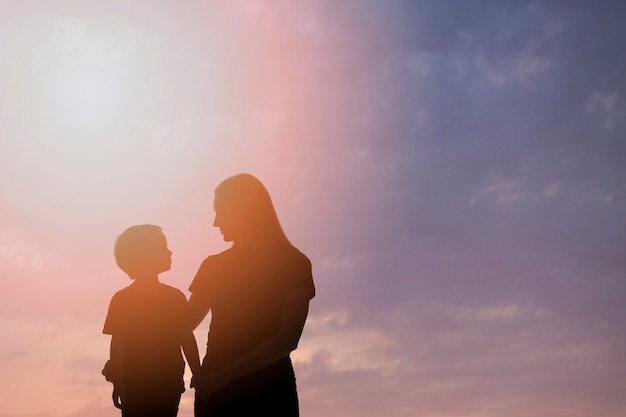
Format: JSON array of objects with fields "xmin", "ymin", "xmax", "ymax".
[{"xmin": 103, "ymin": 224, "xmax": 200, "ymax": 417}]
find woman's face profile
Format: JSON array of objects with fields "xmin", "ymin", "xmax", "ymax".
[{"xmin": 213, "ymin": 193, "xmax": 247, "ymax": 243}]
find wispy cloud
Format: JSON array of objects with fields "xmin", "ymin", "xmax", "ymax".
[{"xmin": 0, "ymin": 233, "xmax": 63, "ymax": 272}]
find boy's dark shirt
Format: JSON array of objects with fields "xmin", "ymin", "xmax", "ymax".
[
  {"xmin": 103, "ymin": 283, "xmax": 189, "ymax": 392},
  {"xmin": 189, "ymin": 245, "xmax": 315, "ymax": 373}
]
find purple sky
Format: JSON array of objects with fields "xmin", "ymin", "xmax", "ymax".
[{"xmin": 0, "ymin": 1, "xmax": 625, "ymax": 416}]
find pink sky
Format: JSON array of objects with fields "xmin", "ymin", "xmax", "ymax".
[{"xmin": 1, "ymin": 1, "xmax": 625, "ymax": 417}]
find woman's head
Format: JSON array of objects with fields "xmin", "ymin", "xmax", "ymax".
[{"xmin": 213, "ymin": 173, "xmax": 289, "ymax": 246}]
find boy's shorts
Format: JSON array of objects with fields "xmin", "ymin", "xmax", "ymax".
[{"xmin": 122, "ymin": 387, "xmax": 182, "ymax": 417}]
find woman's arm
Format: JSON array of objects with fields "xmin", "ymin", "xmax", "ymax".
[
  {"xmin": 188, "ymin": 292, "xmax": 211, "ymax": 331},
  {"xmin": 195, "ymin": 287, "xmax": 310, "ymax": 399},
  {"xmin": 181, "ymin": 328, "xmax": 201, "ymax": 380}
]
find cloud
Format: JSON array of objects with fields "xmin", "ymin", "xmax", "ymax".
[
  {"xmin": 296, "ymin": 309, "xmax": 398, "ymax": 374},
  {"xmin": 297, "ymin": 297, "xmax": 626, "ymax": 417},
  {"xmin": 0, "ymin": 232, "xmax": 63, "ymax": 272},
  {"xmin": 473, "ymin": 54, "xmax": 552, "ymax": 86},
  {"xmin": 585, "ymin": 91, "xmax": 621, "ymax": 129}
]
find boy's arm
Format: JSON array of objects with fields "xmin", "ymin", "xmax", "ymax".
[
  {"xmin": 109, "ymin": 335, "xmax": 125, "ymax": 409},
  {"xmin": 181, "ymin": 328, "xmax": 201, "ymax": 378}
]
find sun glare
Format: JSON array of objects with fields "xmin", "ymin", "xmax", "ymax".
[
  {"xmin": 48, "ymin": 67, "xmax": 123, "ymax": 130},
  {"xmin": 26, "ymin": 18, "xmax": 138, "ymax": 138}
]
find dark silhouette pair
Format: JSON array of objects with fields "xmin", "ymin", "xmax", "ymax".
[{"xmin": 103, "ymin": 174, "xmax": 315, "ymax": 417}]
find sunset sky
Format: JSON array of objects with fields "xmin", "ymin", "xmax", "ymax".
[{"xmin": 1, "ymin": 1, "xmax": 625, "ymax": 416}]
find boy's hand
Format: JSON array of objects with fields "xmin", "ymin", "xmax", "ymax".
[
  {"xmin": 193, "ymin": 371, "xmax": 229, "ymax": 401},
  {"xmin": 102, "ymin": 360, "xmax": 117, "ymax": 382},
  {"xmin": 112, "ymin": 383, "xmax": 124, "ymax": 409}
]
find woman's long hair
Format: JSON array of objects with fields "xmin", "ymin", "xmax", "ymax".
[{"xmin": 215, "ymin": 173, "xmax": 291, "ymax": 248}]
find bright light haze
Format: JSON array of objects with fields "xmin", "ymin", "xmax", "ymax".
[{"xmin": 1, "ymin": 1, "xmax": 625, "ymax": 417}]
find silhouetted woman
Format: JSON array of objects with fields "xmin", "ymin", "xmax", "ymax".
[{"xmin": 189, "ymin": 173, "xmax": 315, "ymax": 417}]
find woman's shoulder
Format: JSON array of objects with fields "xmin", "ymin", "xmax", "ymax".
[
  {"xmin": 280, "ymin": 245, "xmax": 315, "ymax": 297},
  {"xmin": 282, "ymin": 245, "xmax": 311, "ymax": 267},
  {"xmin": 200, "ymin": 247, "xmax": 238, "ymax": 266}
]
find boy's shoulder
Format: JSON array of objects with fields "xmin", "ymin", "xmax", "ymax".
[
  {"xmin": 109, "ymin": 285, "xmax": 134, "ymax": 300},
  {"xmin": 110, "ymin": 283, "xmax": 186, "ymax": 302},
  {"xmin": 159, "ymin": 283, "xmax": 187, "ymax": 298}
]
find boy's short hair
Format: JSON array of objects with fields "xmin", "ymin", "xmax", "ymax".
[{"xmin": 114, "ymin": 224, "xmax": 164, "ymax": 275}]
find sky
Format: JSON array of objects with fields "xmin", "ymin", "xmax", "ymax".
[{"xmin": 0, "ymin": 1, "xmax": 625, "ymax": 416}]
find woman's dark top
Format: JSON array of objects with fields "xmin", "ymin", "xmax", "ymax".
[
  {"xmin": 189, "ymin": 244, "xmax": 315, "ymax": 373},
  {"xmin": 189, "ymin": 244, "xmax": 315, "ymax": 415}
]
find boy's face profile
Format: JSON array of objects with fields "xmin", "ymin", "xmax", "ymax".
[
  {"xmin": 133, "ymin": 232, "xmax": 172, "ymax": 276},
  {"xmin": 115, "ymin": 226, "xmax": 172, "ymax": 278}
]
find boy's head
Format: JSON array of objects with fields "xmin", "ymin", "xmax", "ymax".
[{"xmin": 114, "ymin": 224, "xmax": 172, "ymax": 278}]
